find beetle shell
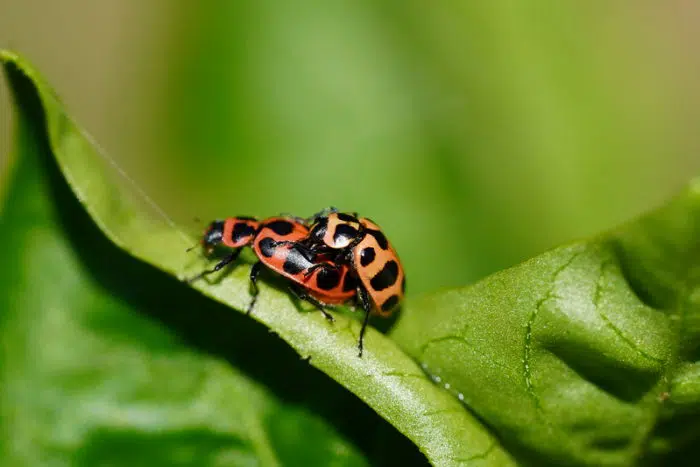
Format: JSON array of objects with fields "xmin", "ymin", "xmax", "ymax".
[
  {"xmin": 305, "ymin": 212, "xmax": 405, "ymax": 316},
  {"xmin": 353, "ymin": 218, "xmax": 405, "ymax": 316},
  {"xmin": 251, "ymin": 217, "xmax": 356, "ymax": 305},
  {"xmin": 220, "ymin": 216, "xmax": 259, "ymax": 248}
]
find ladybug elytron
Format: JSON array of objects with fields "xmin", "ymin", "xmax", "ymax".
[
  {"xmin": 188, "ymin": 216, "xmax": 357, "ymax": 320},
  {"xmin": 298, "ymin": 208, "xmax": 405, "ymax": 356}
]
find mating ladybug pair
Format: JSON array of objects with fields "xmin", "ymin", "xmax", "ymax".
[{"xmin": 187, "ymin": 208, "xmax": 405, "ymax": 356}]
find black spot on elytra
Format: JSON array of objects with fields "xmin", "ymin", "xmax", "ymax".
[
  {"xmin": 282, "ymin": 249, "xmax": 308, "ymax": 275},
  {"xmin": 367, "ymin": 229, "xmax": 388, "ymax": 250},
  {"xmin": 342, "ymin": 273, "xmax": 358, "ymax": 292},
  {"xmin": 266, "ymin": 220, "xmax": 294, "ymax": 236},
  {"xmin": 258, "ymin": 237, "xmax": 276, "ymax": 258},
  {"xmin": 333, "ymin": 224, "xmax": 359, "ymax": 246},
  {"xmin": 310, "ymin": 218, "xmax": 328, "ymax": 243},
  {"xmin": 359, "ymin": 247, "xmax": 375, "ymax": 266},
  {"xmin": 370, "ymin": 260, "xmax": 399, "ymax": 291},
  {"xmin": 316, "ymin": 267, "xmax": 341, "ymax": 290},
  {"xmin": 337, "ymin": 212, "xmax": 358, "ymax": 222},
  {"xmin": 381, "ymin": 295, "xmax": 399, "ymax": 312},
  {"xmin": 231, "ymin": 222, "xmax": 256, "ymax": 244}
]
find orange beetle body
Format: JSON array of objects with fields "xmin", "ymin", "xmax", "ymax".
[
  {"xmin": 251, "ymin": 217, "xmax": 356, "ymax": 306},
  {"xmin": 190, "ymin": 216, "xmax": 355, "ymax": 317},
  {"xmin": 351, "ymin": 217, "xmax": 405, "ymax": 317},
  {"xmin": 302, "ymin": 210, "xmax": 405, "ymax": 355}
]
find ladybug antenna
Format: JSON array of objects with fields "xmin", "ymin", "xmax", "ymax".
[{"xmin": 186, "ymin": 242, "xmax": 200, "ymax": 253}]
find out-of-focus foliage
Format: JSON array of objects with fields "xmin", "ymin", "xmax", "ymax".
[
  {"xmin": 2, "ymin": 3, "xmax": 700, "ymax": 293},
  {"xmin": 154, "ymin": 2, "xmax": 700, "ymax": 294}
]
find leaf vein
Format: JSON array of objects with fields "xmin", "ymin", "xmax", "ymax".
[
  {"xmin": 594, "ymin": 259, "xmax": 665, "ymax": 364},
  {"xmin": 449, "ymin": 441, "xmax": 496, "ymax": 465},
  {"xmin": 523, "ymin": 250, "xmax": 583, "ymax": 412}
]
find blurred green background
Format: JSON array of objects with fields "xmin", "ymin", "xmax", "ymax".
[{"xmin": 2, "ymin": 1, "xmax": 700, "ymax": 295}]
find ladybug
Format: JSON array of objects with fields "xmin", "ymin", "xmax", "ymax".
[
  {"xmin": 187, "ymin": 216, "xmax": 357, "ymax": 320},
  {"xmin": 299, "ymin": 209, "xmax": 406, "ymax": 356}
]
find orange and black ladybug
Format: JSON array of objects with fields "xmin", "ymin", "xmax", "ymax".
[
  {"xmin": 188, "ymin": 216, "xmax": 356, "ymax": 320},
  {"xmin": 300, "ymin": 208, "xmax": 405, "ymax": 356}
]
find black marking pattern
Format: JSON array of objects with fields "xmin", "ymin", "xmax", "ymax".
[
  {"xmin": 369, "ymin": 260, "xmax": 399, "ymax": 291},
  {"xmin": 359, "ymin": 247, "xmax": 376, "ymax": 267},
  {"xmin": 366, "ymin": 229, "xmax": 388, "ymax": 250},
  {"xmin": 310, "ymin": 217, "xmax": 328, "ymax": 243},
  {"xmin": 282, "ymin": 248, "xmax": 309, "ymax": 274},
  {"xmin": 381, "ymin": 295, "xmax": 399, "ymax": 312},
  {"xmin": 333, "ymin": 224, "xmax": 359, "ymax": 246},
  {"xmin": 401, "ymin": 276, "xmax": 406, "ymax": 294},
  {"xmin": 266, "ymin": 220, "xmax": 294, "ymax": 236},
  {"xmin": 259, "ymin": 237, "xmax": 276, "ymax": 258},
  {"xmin": 316, "ymin": 267, "xmax": 341, "ymax": 290},
  {"xmin": 342, "ymin": 273, "xmax": 358, "ymax": 292},
  {"xmin": 232, "ymin": 222, "xmax": 256, "ymax": 243},
  {"xmin": 337, "ymin": 212, "xmax": 358, "ymax": 222}
]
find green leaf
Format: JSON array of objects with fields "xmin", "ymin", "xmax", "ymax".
[
  {"xmin": 391, "ymin": 183, "xmax": 700, "ymax": 464},
  {"xmin": 0, "ymin": 51, "xmax": 512, "ymax": 466},
  {"xmin": 0, "ymin": 54, "xmax": 375, "ymax": 467}
]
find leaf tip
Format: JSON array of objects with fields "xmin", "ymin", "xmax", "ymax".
[{"xmin": 0, "ymin": 49, "xmax": 20, "ymax": 65}]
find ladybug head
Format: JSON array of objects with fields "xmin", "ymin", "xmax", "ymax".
[
  {"xmin": 309, "ymin": 212, "xmax": 362, "ymax": 249},
  {"xmin": 202, "ymin": 220, "xmax": 225, "ymax": 255}
]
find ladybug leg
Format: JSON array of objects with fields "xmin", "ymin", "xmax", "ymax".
[
  {"xmin": 273, "ymin": 241, "xmax": 320, "ymax": 262},
  {"xmin": 334, "ymin": 247, "xmax": 354, "ymax": 265},
  {"xmin": 288, "ymin": 285, "xmax": 335, "ymax": 323},
  {"xmin": 302, "ymin": 263, "xmax": 325, "ymax": 279},
  {"xmin": 246, "ymin": 261, "xmax": 263, "ymax": 315},
  {"xmin": 271, "ymin": 240, "xmax": 300, "ymax": 249},
  {"xmin": 356, "ymin": 286, "xmax": 372, "ymax": 357},
  {"xmin": 186, "ymin": 249, "xmax": 241, "ymax": 283}
]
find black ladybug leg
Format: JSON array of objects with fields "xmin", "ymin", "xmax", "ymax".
[
  {"xmin": 288, "ymin": 285, "xmax": 335, "ymax": 323},
  {"xmin": 302, "ymin": 263, "xmax": 325, "ymax": 279},
  {"xmin": 272, "ymin": 240, "xmax": 302, "ymax": 249},
  {"xmin": 247, "ymin": 261, "xmax": 263, "ymax": 315},
  {"xmin": 273, "ymin": 241, "xmax": 320, "ymax": 262},
  {"xmin": 356, "ymin": 286, "xmax": 372, "ymax": 357},
  {"xmin": 186, "ymin": 249, "xmax": 241, "ymax": 283}
]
